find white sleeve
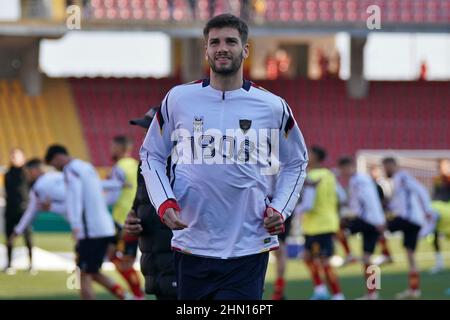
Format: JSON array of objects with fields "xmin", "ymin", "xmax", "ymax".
[
  {"xmin": 102, "ymin": 166, "xmax": 125, "ymax": 205},
  {"xmin": 49, "ymin": 201, "xmax": 66, "ymax": 215},
  {"xmin": 336, "ymin": 183, "xmax": 348, "ymax": 205},
  {"xmin": 101, "ymin": 179, "xmax": 124, "ymax": 190},
  {"xmin": 14, "ymin": 191, "xmax": 39, "ymax": 235},
  {"xmin": 101, "ymin": 166, "xmax": 126, "ymax": 190},
  {"xmin": 404, "ymin": 173, "xmax": 433, "ymax": 213},
  {"xmin": 140, "ymin": 91, "xmax": 177, "ymax": 212},
  {"xmin": 294, "ymin": 184, "xmax": 317, "ymax": 216},
  {"xmin": 357, "ymin": 180, "xmax": 386, "ymax": 226},
  {"xmin": 65, "ymin": 169, "xmax": 83, "ymax": 231},
  {"xmin": 270, "ymin": 99, "xmax": 308, "ymax": 220}
]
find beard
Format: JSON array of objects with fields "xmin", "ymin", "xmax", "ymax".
[{"xmin": 208, "ymin": 51, "xmax": 243, "ymax": 76}]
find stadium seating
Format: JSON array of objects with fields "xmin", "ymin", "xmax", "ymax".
[
  {"xmin": 2, "ymin": 77, "xmax": 448, "ymax": 170},
  {"xmin": 69, "ymin": 77, "xmax": 179, "ymax": 166},
  {"xmin": 84, "ymin": 0, "xmax": 450, "ymax": 23},
  {"xmin": 68, "ymin": 77, "xmax": 450, "ymax": 167},
  {"xmin": 0, "ymin": 78, "xmax": 90, "ymax": 167},
  {"xmin": 258, "ymin": 79, "xmax": 450, "ymax": 165}
]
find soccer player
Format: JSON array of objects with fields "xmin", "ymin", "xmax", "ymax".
[
  {"xmin": 337, "ymin": 157, "xmax": 386, "ymax": 300},
  {"xmin": 45, "ymin": 145, "xmax": 126, "ymax": 300},
  {"xmin": 295, "ymin": 146, "xmax": 344, "ymax": 300},
  {"xmin": 429, "ymin": 159, "xmax": 450, "ymax": 273},
  {"xmin": 140, "ymin": 14, "xmax": 308, "ymax": 300},
  {"xmin": 102, "ymin": 135, "xmax": 144, "ymax": 299},
  {"xmin": 9, "ymin": 159, "xmax": 66, "ymax": 250},
  {"xmin": 3, "ymin": 148, "xmax": 32, "ymax": 274},
  {"xmin": 429, "ymin": 200, "xmax": 450, "ymax": 273},
  {"xmin": 382, "ymin": 157, "xmax": 434, "ymax": 299},
  {"xmin": 368, "ymin": 165, "xmax": 394, "ymax": 266},
  {"xmin": 334, "ymin": 179, "xmax": 359, "ymax": 267}
]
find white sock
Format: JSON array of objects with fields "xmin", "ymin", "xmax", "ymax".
[
  {"xmin": 314, "ymin": 284, "xmax": 328, "ymax": 295},
  {"xmin": 435, "ymin": 252, "xmax": 444, "ymax": 268}
]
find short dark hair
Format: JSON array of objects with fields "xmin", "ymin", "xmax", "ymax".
[
  {"xmin": 338, "ymin": 156, "xmax": 354, "ymax": 167},
  {"xmin": 45, "ymin": 144, "xmax": 69, "ymax": 164},
  {"xmin": 311, "ymin": 145, "xmax": 327, "ymax": 163},
  {"xmin": 203, "ymin": 14, "xmax": 249, "ymax": 44},
  {"xmin": 25, "ymin": 158, "xmax": 43, "ymax": 169},
  {"xmin": 113, "ymin": 135, "xmax": 133, "ymax": 148},
  {"xmin": 382, "ymin": 157, "xmax": 397, "ymax": 165}
]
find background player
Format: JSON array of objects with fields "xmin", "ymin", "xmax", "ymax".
[
  {"xmin": 45, "ymin": 145, "xmax": 126, "ymax": 300},
  {"xmin": 337, "ymin": 156, "xmax": 386, "ymax": 300},
  {"xmin": 295, "ymin": 146, "xmax": 344, "ymax": 300},
  {"xmin": 124, "ymin": 108, "xmax": 178, "ymax": 300},
  {"xmin": 382, "ymin": 157, "xmax": 435, "ymax": 299},
  {"xmin": 9, "ymin": 159, "xmax": 66, "ymax": 255},
  {"xmin": 429, "ymin": 159, "xmax": 450, "ymax": 273},
  {"xmin": 102, "ymin": 135, "xmax": 144, "ymax": 299},
  {"xmin": 3, "ymin": 148, "xmax": 33, "ymax": 274}
]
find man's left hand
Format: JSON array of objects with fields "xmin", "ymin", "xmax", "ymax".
[{"xmin": 264, "ymin": 207, "xmax": 285, "ymax": 235}]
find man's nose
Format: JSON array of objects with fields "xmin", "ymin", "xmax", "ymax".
[{"xmin": 216, "ymin": 42, "xmax": 230, "ymax": 53}]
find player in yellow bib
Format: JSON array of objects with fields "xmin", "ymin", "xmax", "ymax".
[
  {"xmin": 103, "ymin": 135, "xmax": 143, "ymax": 299},
  {"xmin": 294, "ymin": 146, "xmax": 344, "ymax": 300},
  {"xmin": 429, "ymin": 200, "xmax": 450, "ymax": 273}
]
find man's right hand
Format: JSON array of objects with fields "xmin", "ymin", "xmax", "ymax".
[
  {"xmin": 124, "ymin": 210, "xmax": 143, "ymax": 236},
  {"xmin": 162, "ymin": 208, "xmax": 188, "ymax": 230}
]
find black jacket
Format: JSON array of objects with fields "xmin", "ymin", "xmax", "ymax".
[
  {"xmin": 132, "ymin": 161, "xmax": 177, "ymax": 299},
  {"xmin": 4, "ymin": 166, "xmax": 29, "ymax": 218}
]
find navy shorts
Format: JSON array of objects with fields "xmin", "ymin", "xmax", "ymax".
[
  {"xmin": 174, "ymin": 251, "xmax": 269, "ymax": 300},
  {"xmin": 345, "ymin": 217, "xmax": 380, "ymax": 254},
  {"xmin": 76, "ymin": 237, "xmax": 113, "ymax": 273},
  {"xmin": 278, "ymin": 215, "xmax": 293, "ymax": 243},
  {"xmin": 387, "ymin": 217, "xmax": 421, "ymax": 251},
  {"xmin": 304, "ymin": 232, "xmax": 335, "ymax": 257}
]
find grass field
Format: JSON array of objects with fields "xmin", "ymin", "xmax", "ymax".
[{"xmin": 1, "ymin": 232, "xmax": 450, "ymax": 300}]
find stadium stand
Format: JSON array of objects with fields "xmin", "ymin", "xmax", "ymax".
[
  {"xmin": 69, "ymin": 77, "xmax": 179, "ymax": 166},
  {"xmin": 258, "ymin": 79, "xmax": 450, "ymax": 166},
  {"xmin": 1, "ymin": 77, "xmax": 448, "ymax": 170},
  {"xmin": 61, "ymin": 78, "xmax": 450, "ymax": 168},
  {"xmin": 0, "ymin": 78, "xmax": 90, "ymax": 166},
  {"xmin": 83, "ymin": 0, "xmax": 450, "ymax": 23}
]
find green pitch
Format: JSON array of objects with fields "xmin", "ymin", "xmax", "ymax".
[{"xmin": 1, "ymin": 232, "xmax": 449, "ymax": 300}]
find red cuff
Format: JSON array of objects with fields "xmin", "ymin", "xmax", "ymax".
[{"xmin": 158, "ymin": 199, "xmax": 181, "ymax": 222}]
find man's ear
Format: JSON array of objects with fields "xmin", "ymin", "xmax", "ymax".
[{"xmin": 243, "ymin": 43, "xmax": 250, "ymax": 59}]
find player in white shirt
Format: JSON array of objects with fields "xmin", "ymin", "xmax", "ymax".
[
  {"xmin": 9, "ymin": 159, "xmax": 66, "ymax": 240},
  {"xmin": 382, "ymin": 157, "xmax": 434, "ymax": 299},
  {"xmin": 140, "ymin": 14, "xmax": 308, "ymax": 299},
  {"xmin": 45, "ymin": 145, "xmax": 126, "ymax": 300},
  {"xmin": 337, "ymin": 157, "xmax": 386, "ymax": 300}
]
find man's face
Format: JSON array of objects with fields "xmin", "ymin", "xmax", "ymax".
[
  {"xmin": 439, "ymin": 159, "xmax": 450, "ymax": 176},
  {"xmin": 25, "ymin": 167, "xmax": 42, "ymax": 183},
  {"xmin": 308, "ymin": 150, "xmax": 318, "ymax": 167},
  {"xmin": 50, "ymin": 154, "xmax": 65, "ymax": 171},
  {"xmin": 10, "ymin": 149, "xmax": 25, "ymax": 167},
  {"xmin": 338, "ymin": 164, "xmax": 354, "ymax": 179},
  {"xmin": 369, "ymin": 165, "xmax": 381, "ymax": 180},
  {"xmin": 110, "ymin": 142, "xmax": 124, "ymax": 161},
  {"xmin": 205, "ymin": 27, "xmax": 249, "ymax": 76},
  {"xmin": 383, "ymin": 162, "xmax": 397, "ymax": 178}
]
